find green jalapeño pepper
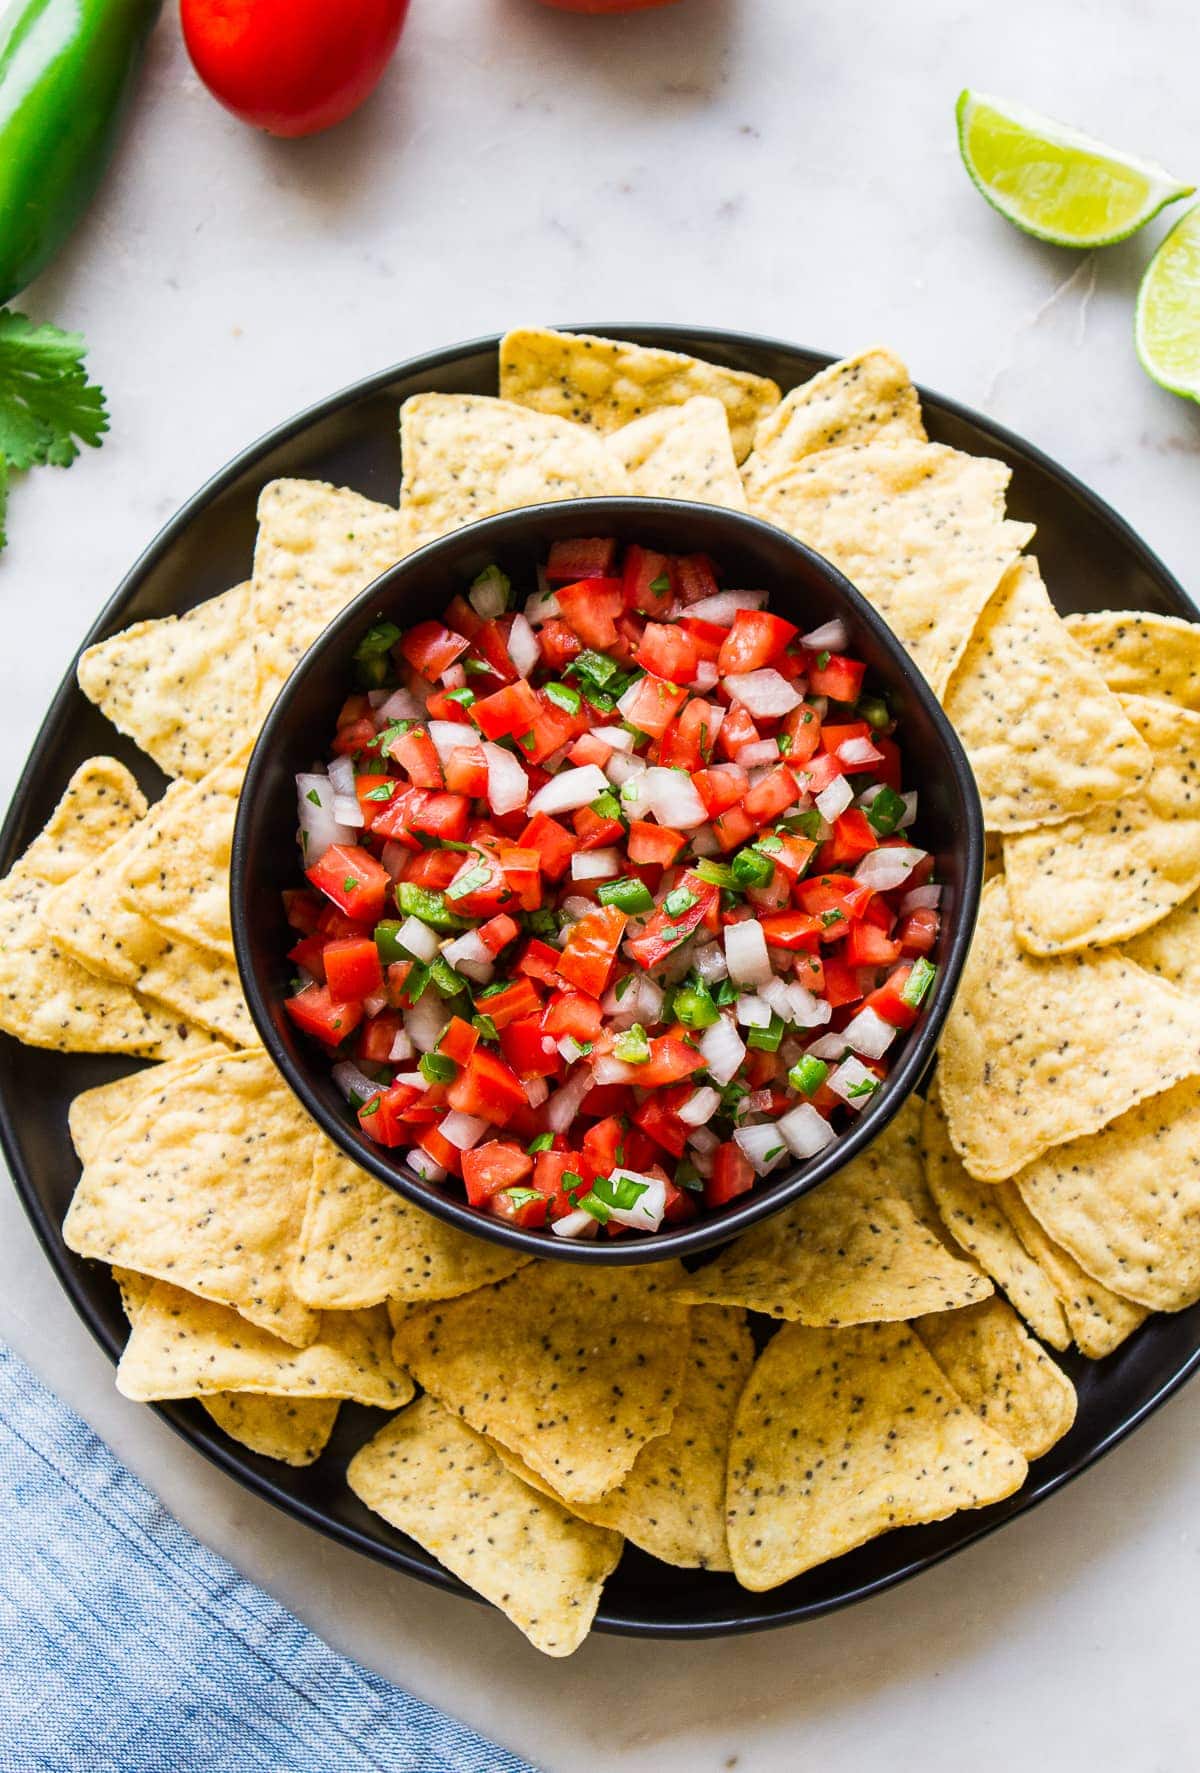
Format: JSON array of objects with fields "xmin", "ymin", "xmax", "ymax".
[{"xmin": 0, "ymin": 0, "xmax": 162, "ymax": 304}]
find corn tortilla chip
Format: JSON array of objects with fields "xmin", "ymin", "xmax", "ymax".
[
  {"xmin": 726, "ymin": 1321, "xmax": 1027, "ymax": 1589},
  {"xmin": 399, "ymin": 392, "xmax": 629, "ymax": 549},
  {"xmin": 116, "ymin": 1279, "xmax": 411, "ymax": 1408},
  {"xmin": 1013, "ymin": 1076, "xmax": 1200, "ymax": 1313},
  {"xmin": 347, "ymin": 1395, "xmax": 622, "ymax": 1656},
  {"xmin": 76, "ymin": 583, "xmax": 264, "ymax": 781},
  {"xmin": 295, "ymin": 1137, "xmax": 531, "ymax": 1308},
  {"xmin": 937, "ymin": 877, "xmax": 1200, "ymax": 1181},
  {"xmin": 201, "ymin": 1393, "xmax": 339, "ymax": 1467},
  {"xmin": 674, "ymin": 1099, "xmax": 990, "ymax": 1324},
  {"xmin": 943, "ymin": 559, "xmax": 1152, "ymax": 831},
  {"xmin": 0, "ymin": 759, "xmax": 219, "ymax": 1057},
  {"xmin": 1000, "ymin": 1187, "xmax": 1147, "ymax": 1359},
  {"xmin": 498, "ymin": 326, "xmax": 780, "ymax": 462},
  {"xmin": 1065, "ymin": 610, "xmax": 1200, "ymax": 710},
  {"xmin": 607, "ymin": 396, "xmax": 747, "ymax": 510},
  {"xmin": 1122, "ymin": 887, "xmax": 1200, "ymax": 994},
  {"xmin": 741, "ymin": 347, "xmax": 926, "ymax": 497},
  {"xmin": 747, "ymin": 441, "xmax": 1034, "ymax": 695},
  {"xmin": 69, "ymin": 1056, "xmax": 220, "ymax": 1168},
  {"xmin": 914, "ymin": 1298, "xmax": 1077, "ymax": 1459},
  {"xmin": 250, "ymin": 479, "xmax": 408, "ymax": 706},
  {"xmin": 920, "ymin": 1086, "xmax": 1070, "ymax": 1350},
  {"xmin": 391, "ymin": 1262, "xmax": 691, "ymax": 1503},
  {"xmin": 1003, "ymin": 695, "xmax": 1200, "ymax": 954},
  {"xmin": 64, "ymin": 1049, "xmax": 321, "ymax": 1348}
]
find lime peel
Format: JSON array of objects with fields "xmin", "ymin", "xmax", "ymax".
[
  {"xmin": 1136, "ymin": 202, "xmax": 1200, "ymax": 402},
  {"xmin": 957, "ymin": 89, "xmax": 1194, "ymax": 249}
]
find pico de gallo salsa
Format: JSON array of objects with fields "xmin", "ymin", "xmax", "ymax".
[{"xmin": 283, "ymin": 536, "xmax": 941, "ymax": 1238}]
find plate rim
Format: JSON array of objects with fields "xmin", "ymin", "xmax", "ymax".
[{"xmin": 2, "ymin": 320, "xmax": 1198, "ymax": 1642}]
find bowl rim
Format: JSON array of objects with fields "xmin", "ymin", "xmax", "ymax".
[{"xmin": 232, "ymin": 494, "xmax": 985, "ymax": 1264}]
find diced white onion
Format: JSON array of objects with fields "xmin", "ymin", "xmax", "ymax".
[
  {"xmin": 692, "ymin": 943, "xmax": 729, "ymax": 984},
  {"xmin": 815, "ymin": 775, "xmax": 853, "ymax": 821},
  {"xmin": 736, "ymin": 994, "xmax": 772, "ymax": 1029},
  {"xmin": 332, "ymin": 1061, "xmax": 382, "ymax": 1104},
  {"xmin": 759, "ymin": 976, "xmax": 794, "ymax": 1020},
  {"xmin": 786, "ymin": 983, "xmax": 832, "ymax": 1029},
  {"xmin": 900, "ymin": 883, "xmax": 941, "ymax": 913},
  {"xmin": 571, "ymin": 847, "xmax": 621, "ymax": 881},
  {"xmin": 523, "ymin": 1076, "xmax": 549, "ymax": 1108},
  {"xmin": 331, "ymin": 793, "xmax": 364, "ymax": 829},
  {"xmin": 403, "ymin": 993, "xmax": 449, "ymax": 1055},
  {"xmin": 394, "ymin": 1070, "xmax": 427, "ymax": 1091},
  {"xmin": 898, "ymin": 792, "xmax": 918, "ymax": 830},
  {"xmin": 735, "ymin": 740, "xmax": 780, "ymax": 769},
  {"xmin": 388, "ymin": 1028, "xmax": 415, "ymax": 1063},
  {"xmin": 725, "ymin": 920, "xmax": 772, "ymax": 988},
  {"xmin": 854, "ymin": 845, "xmax": 925, "ymax": 892},
  {"xmin": 633, "ymin": 976, "xmax": 664, "ymax": 1022},
  {"xmin": 296, "ymin": 774, "xmax": 356, "ymax": 864},
  {"xmin": 606, "ymin": 1170, "xmax": 667, "ymax": 1232},
  {"xmin": 843, "ymin": 1005, "xmax": 898, "ymax": 1060},
  {"xmin": 591, "ymin": 1053, "xmax": 641, "ymax": 1085},
  {"xmin": 678, "ymin": 1087, "xmax": 721, "ymax": 1127},
  {"xmin": 552, "ymin": 1208, "xmax": 599, "ymax": 1239},
  {"xmin": 482, "ymin": 740, "xmax": 530, "ymax": 815},
  {"xmin": 686, "ymin": 589, "xmax": 768, "ymax": 624},
  {"xmin": 507, "ymin": 612, "xmax": 540, "ymax": 679},
  {"xmin": 641, "ymin": 766, "xmax": 708, "ymax": 829},
  {"xmin": 440, "ymin": 1111, "xmax": 489, "ymax": 1151},
  {"xmin": 699, "ymin": 1015, "xmax": 746, "ymax": 1086},
  {"xmin": 689, "ymin": 823, "xmax": 720, "ymax": 858},
  {"xmin": 546, "ymin": 1065, "xmax": 592, "ymax": 1134},
  {"xmin": 363, "ymin": 991, "xmax": 388, "ymax": 1018},
  {"xmin": 524, "ymin": 587, "xmax": 561, "ymax": 626},
  {"xmin": 406, "ymin": 1148, "xmax": 446, "ymax": 1184},
  {"xmin": 801, "ymin": 618, "xmax": 848, "ymax": 652},
  {"xmin": 723, "ymin": 670, "xmax": 803, "ymax": 719},
  {"xmin": 777, "ymin": 1102, "xmax": 838, "ymax": 1159},
  {"xmin": 397, "ymin": 916, "xmax": 440, "ymax": 963},
  {"xmin": 615, "ymin": 677, "xmax": 646, "ymax": 722},
  {"xmin": 733, "ymin": 1122, "xmax": 789, "ymax": 1176},
  {"xmin": 327, "ymin": 756, "xmax": 356, "ymax": 797},
  {"xmin": 561, "ymin": 895, "xmax": 594, "ymax": 922},
  {"xmin": 837, "ymin": 736, "xmax": 883, "ymax": 767},
  {"xmin": 828, "ymin": 1056, "xmax": 882, "ymax": 1112},
  {"xmin": 381, "ymin": 841, "xmax": 409, "ymax": 881},
  {"xmin": 469, "ymin": 571, "xmax": 508, "ymax": 620},
  {"xmin": 806, "ymin": 1031, "xmax": 851, "ymax": 1060},
  {"xmin": 687, "ymin": 1124, "xmax": 719, "ymax": 1156},
  {"xmin": 376, "ymin": 687, "xmax": 424, "ymax": 725},
  {"xmin": 694, "ymin": 660, "xmax": 719, "ymax": 691},
  {"xmin": 440, "ymin": 662, "xmax": 466, "ymax": 691},
  {"xmin": 527, "ymin": 763, "xmax": 608, "ymax": 818},
  {"xmin": 440, "ymin": 929, "xmax": 493, "ymax": 985},
  {"xmin": 558, "ymin": 1035, "xmax": 587, "ymax": 1065},
  {"xmin": 596, "ymin": 725, "xmax": 636, "ymax": 753},
  {"xmin": 427, "ymin": 720, "xmax": 473, "ymax": 763},
  {"xmin": 606, "ymin": 751, "xmax": 647, "ymax": 789}
]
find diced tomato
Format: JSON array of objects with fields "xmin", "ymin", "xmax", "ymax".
[
  {"xmin": 557, "ymin": 903, "xmax": 627, "ymax": 998},
  {"xmin": 861, "ymin": 964, "xmax": 923, "ymax": 1030},
  {"xmin": 717, "ymin": 608, "xmax": 798, "ymax": 674},
  {"xmin": 471, "ymin": 679, "xmax": 542, "ymax": 743},
  {"xmin": 351, "ymin": 774, "xmax": 397, "ymax": 833},
  {"xmin": 704, "ymin": 1141, "xmax": 755, "ymax": 1209},
  {"xmin": 621, "ymin": 545, "xmax": 674, "ymax": 617},
  {"xmin": 543, "ymin": 990, "xmax": 604, "ymax": 1045},
  {"xmin": 711, "ymin": 803, "xmax": 756, "ymax": 852},
  {"xmin": 425, "ymin": 691, "xmax": 474, "ymax": 725},
  {"xmin": 801, "ymin": 752, "xmax": 843, "ymax": 796},
  {"xmin": 781, "ymin": 702, "xmax": 823, "ymax": 764},
  {"xmin": 520, "ymin": 811, "xmax": 575, "ymax": 880},
  {"xmin": 626, "ymin": 820, "xmax": 686, "ymax": 866},
  {"xmin": 826, "ymin": 808, "xmax": 879, "ymax": 865},
  {"xmin": 499, "ymin": 1014, "xmax": 561, "ymax": 1081},
  {"xmin": 844, "ymin": 920, "xmax": 902, "ymax": 966},
  {"xmin": 531, "ymin": 1149, "xmax": 581, "ymax": 1215},
  {"xmin": 387, "ymin": 724, "xmax": 444, "ymax": 788},
  {"xmin": 400, "ymin": 621, "xmax": 469, "ymax": 681},
  {"xmin": 637, "ymin": 1037, "xmax": 705, "ymax": 1088},
  {"xmin": 472, "ymin": 619, "xmax": 519, "ymax": 685},
  {"xmin": 442, "ymin": 595, "xmax": 481, "ymax": 640},
  {"xmin": 624, "ymin": 874, "xmax": 717, "ymax": 970},
  {"xmin": 283, "ymin": 888, "xmax": 324, "ymax": 935},
  {"xmin": 439, "ymin": 744, "xmax": 487, "ymax": 797},
  {"xmin": 356, "ymin": 1010, "xmax": 403, "ymax": 1064},
  {"xmin": 658, "ymin": 697, "xmax": 720, "ymax": 770},
  {"xmin": 398, "ymin": 848, "xmax": 460, "ymax": 891},
  {"xmin": 416, "ymin": 1124, "xmax": 462, "ymax": 1179},
  {"xmin": 874, "ymin": 736, "xmax": 903, "ymax": 793},
  {"xmin": 322, "ymin": 936, "xmax": 384, "ymax": 1002},
  {"xmin": 557, "ymin": 579, "xmax": 624, "ymax": 650},
  {"xmin": 809, "ymin": 651, "xmax": 866, "ymax": 704},
  {"xmin": 546, "ymin": 537, "xmax": 617, "ymax": 583},
  {"xmin": 582, "ymin": 1115, "xmax": 625, "ymax": 1179},
  {"xmin": 288, "ymin": 933, "xmax": 326, "ymax": 982},
  {"xmin": 795, "ymin": 873, "xmax": 873, "ymax": 924},
  {"xmin": 439, "ymin": 1016, "xmax": 480, "ymax": 1066},
  {"xmin": 331, "ymin": 716, "xmax": 378, "ymax": 757},
  {"xmin": 284, "ymin": 982, "xmax": 362, "ymax": 1046},
  {"xmin": 636, "ymin": 622, "xmax": 699, "ymax": 684},
  {"xmin": 306, "ymin": 844, "xmax": 390, "ymax": 924},
  {"xmin": 897, "ymin": 907, "xmax": 939, "ymax": 957},
  {"xmin": 680, "ymin": 617, "xmax": 729, "ymax": 665},
  {"xmin": 617, "ymin": 673, "xmax": 690, "ymax": 740},
  {"xmin": 488, "ymin": 1187, "xmax": 549, "ymax": 1229},
  {"xmin": 570, "ymin": 803, "xmax": 622, "ymax": 852},
  {"xmin": 538, "ymin": 619, "xmax": 583, "ymax": 673},
  {"xmin": 447, "ymin": 1049, "xmax": 527, "ymax": 1125},
  {"xmin": 569, "ymin": 731, "xmax": 617, "ymax": 768},
  {"xmin": 632, "ymin": 1085, "xmax": 693, "ymax": 1157},
  {"xmin": 478, "ymin": 913, "xmax": 520, "ymax": 955},
  {"xmin": 479, "ymin": 977, "xmax": 543, "ymax": 1030},
  {"xmin": 743, "ymin": 764, "xmax": 801, "ymax": 825},
  {"xmin": 493, "ymin": 845, "xmax": 540, "ymax": 912},
  {"xmin": 820, "ymin": 722, "xmax": 880, "ymax": 775},
  {"xmin": 716, "ymin": 700, "xmax": 760, "ymax": 761},
  {"xmin": 516, "ymin": 939, "xmax": 561, "ymax": 986},
  {"xmin": 759, "ymin": 911, "xmax": 823, "ymax": 952},
  {"xmin": 694, "ymin": 763, "xmax": 748, "ymax": 817},
  {"xmin": 462, "ymin": 1139, "xmax": 533, "ymax": 1206},
  {"xmin": 674, "ymin": 553, "xmax": 720, "ymax": 606}
]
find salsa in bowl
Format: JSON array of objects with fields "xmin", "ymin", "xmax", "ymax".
[{"xmin": 232, "ymin": 499, "xmax": 983, "ymax": 1263}]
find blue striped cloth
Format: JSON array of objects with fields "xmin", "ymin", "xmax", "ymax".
[{"xmin": 0, "ymin": 1345, "xmax": 536, "ymax": 1773}]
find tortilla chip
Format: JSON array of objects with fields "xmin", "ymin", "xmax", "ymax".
[
  {"xmin": 77, "ymin": 583, "xmax": 263, "ymax": 781},
  {"xmin": 1065, "ymin": 610, "xmax": 1200, "ymax": 710},
  {"xmin": 200, "ymin": 1393, "xmax": 339, "ymax": 1467},
  {"xmin": 43, "ymin": 782, "xmax": 256, "ymax": 1048},
  {"xmin": 1000, "ymin": 1187, "xmax": 1148, "ymax": 1359},
  {"xmin": 498, "ymin": 326, "xmax": 780, "ymax": 462},
  {"xmin": 391, "ymin": 1262, "xmax": 691, "ymax": 1503},
  {"xmin": 741, "ymin": 347, "xmax": 926, "ymax": 497},
  {"xmin": 747, "ymin": 441, "xmax": 1034, "ymax": 695},
  {"xmin": 347, "ymin": 1395, "xmax": 622, "ymax": 1656},
  {"xmin": 942, "ymin": 559, "xmax": 1152, "ymax": 831},
  {"xmin": 116, "ymin": 1278, "xmax": 411, "ymax": 1407},
  {"xmin": 914, "ymin": 1298, "xmax": 1077, "ymax": 1460},
  {"xmin": 1123, "ymin": 887, "xmax": 1200, "ymax": 994},
  {"xmin": 726, "ymin": 1321, "xmax": 1027, "ymax": 1589},
  {"xmin": 295, "ymin": 1137, "xmax": 531, "ymax": 1308},
  {"xmin": 64, "ymin": 1048, "xmax": 321, "ymax": 1348},
  {"xmin": 107, "ymin": 745, "xmax": 250, "ymax": 964},
  {"xmin": 69, "ymin": 1056, "xmax": 219, "ymax": 1167},
  {"xmin": 398, "ymin": 392, "xmax": 629, "ymax": 549},
  {"xmin": 0, "ymin": 758, "xmax": 219, "ymax": 1057},
  {"xmin": 674, "ymin": 1098, "xmax": 990, "ymax": 1324},
  {"xmin": 111, "ymin": 1264, "xmax": 155, "ymax": 1322},
  {"xmin": 250, "ymin": 479, "xmax": 408, "ymax": 705},
  {"xmin": 1003, "ymin": 695, "xmax": 1200, "ymax": 954},
  {"xmin": 937, "ymin": 877, "xmax": 1200, "ymax": 1181},
  {"xmin": 920, "ymin": 1086, "xmax": 1070, "ymax": 1349},
  {"xmin": 607, "ymin": 396, "xmax": 747, "ymax": 509},
  {"xmin": 1013, "ymin": 1075, "xmax": 1200, "ymax": 1313}
]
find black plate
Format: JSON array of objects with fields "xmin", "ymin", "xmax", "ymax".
[{"xmin": 2, "ymin": 324, "xmax": 1197, "ymax": 1641}]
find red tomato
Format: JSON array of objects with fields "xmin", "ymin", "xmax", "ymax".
[{"xmin": 181, "ymin": 0, "xmax": 411, "ymax": 138}]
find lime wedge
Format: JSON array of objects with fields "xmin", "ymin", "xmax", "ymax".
[
  {"xmin": 1136, "ymin": 202, "xmax": 1200, "ymax": 401},
  {"xmin": 957, "ymin": 90, "xmax": 1194, "ymax": 248}
]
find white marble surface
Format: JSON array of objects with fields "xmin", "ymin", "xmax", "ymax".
[{"xmin": 3, "ymin": 2, "xmax": 1200, "ymax": 1767}]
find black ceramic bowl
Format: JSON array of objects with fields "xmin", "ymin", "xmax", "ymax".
[{"xmin": 232, "ymin": 496, "xmax": 984, "ymax": 1263}]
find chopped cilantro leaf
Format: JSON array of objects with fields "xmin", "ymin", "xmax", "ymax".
[{"xmin": 0, "ymin": 311, "xmax": 108, "ymax": 472}]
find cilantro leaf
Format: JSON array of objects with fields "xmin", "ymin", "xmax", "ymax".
[
  {"xmin": 0, "ymin": 455, "xmax": 7, "ymax": 552},
  {"xmin": 0, "ymin": 311, "xmax": 109, "ymax": 471}
]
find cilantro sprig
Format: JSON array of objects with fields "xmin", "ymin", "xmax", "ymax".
[{"xmin": 0, "ymin": 309, "xmax": 108, "ymax": 556}]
